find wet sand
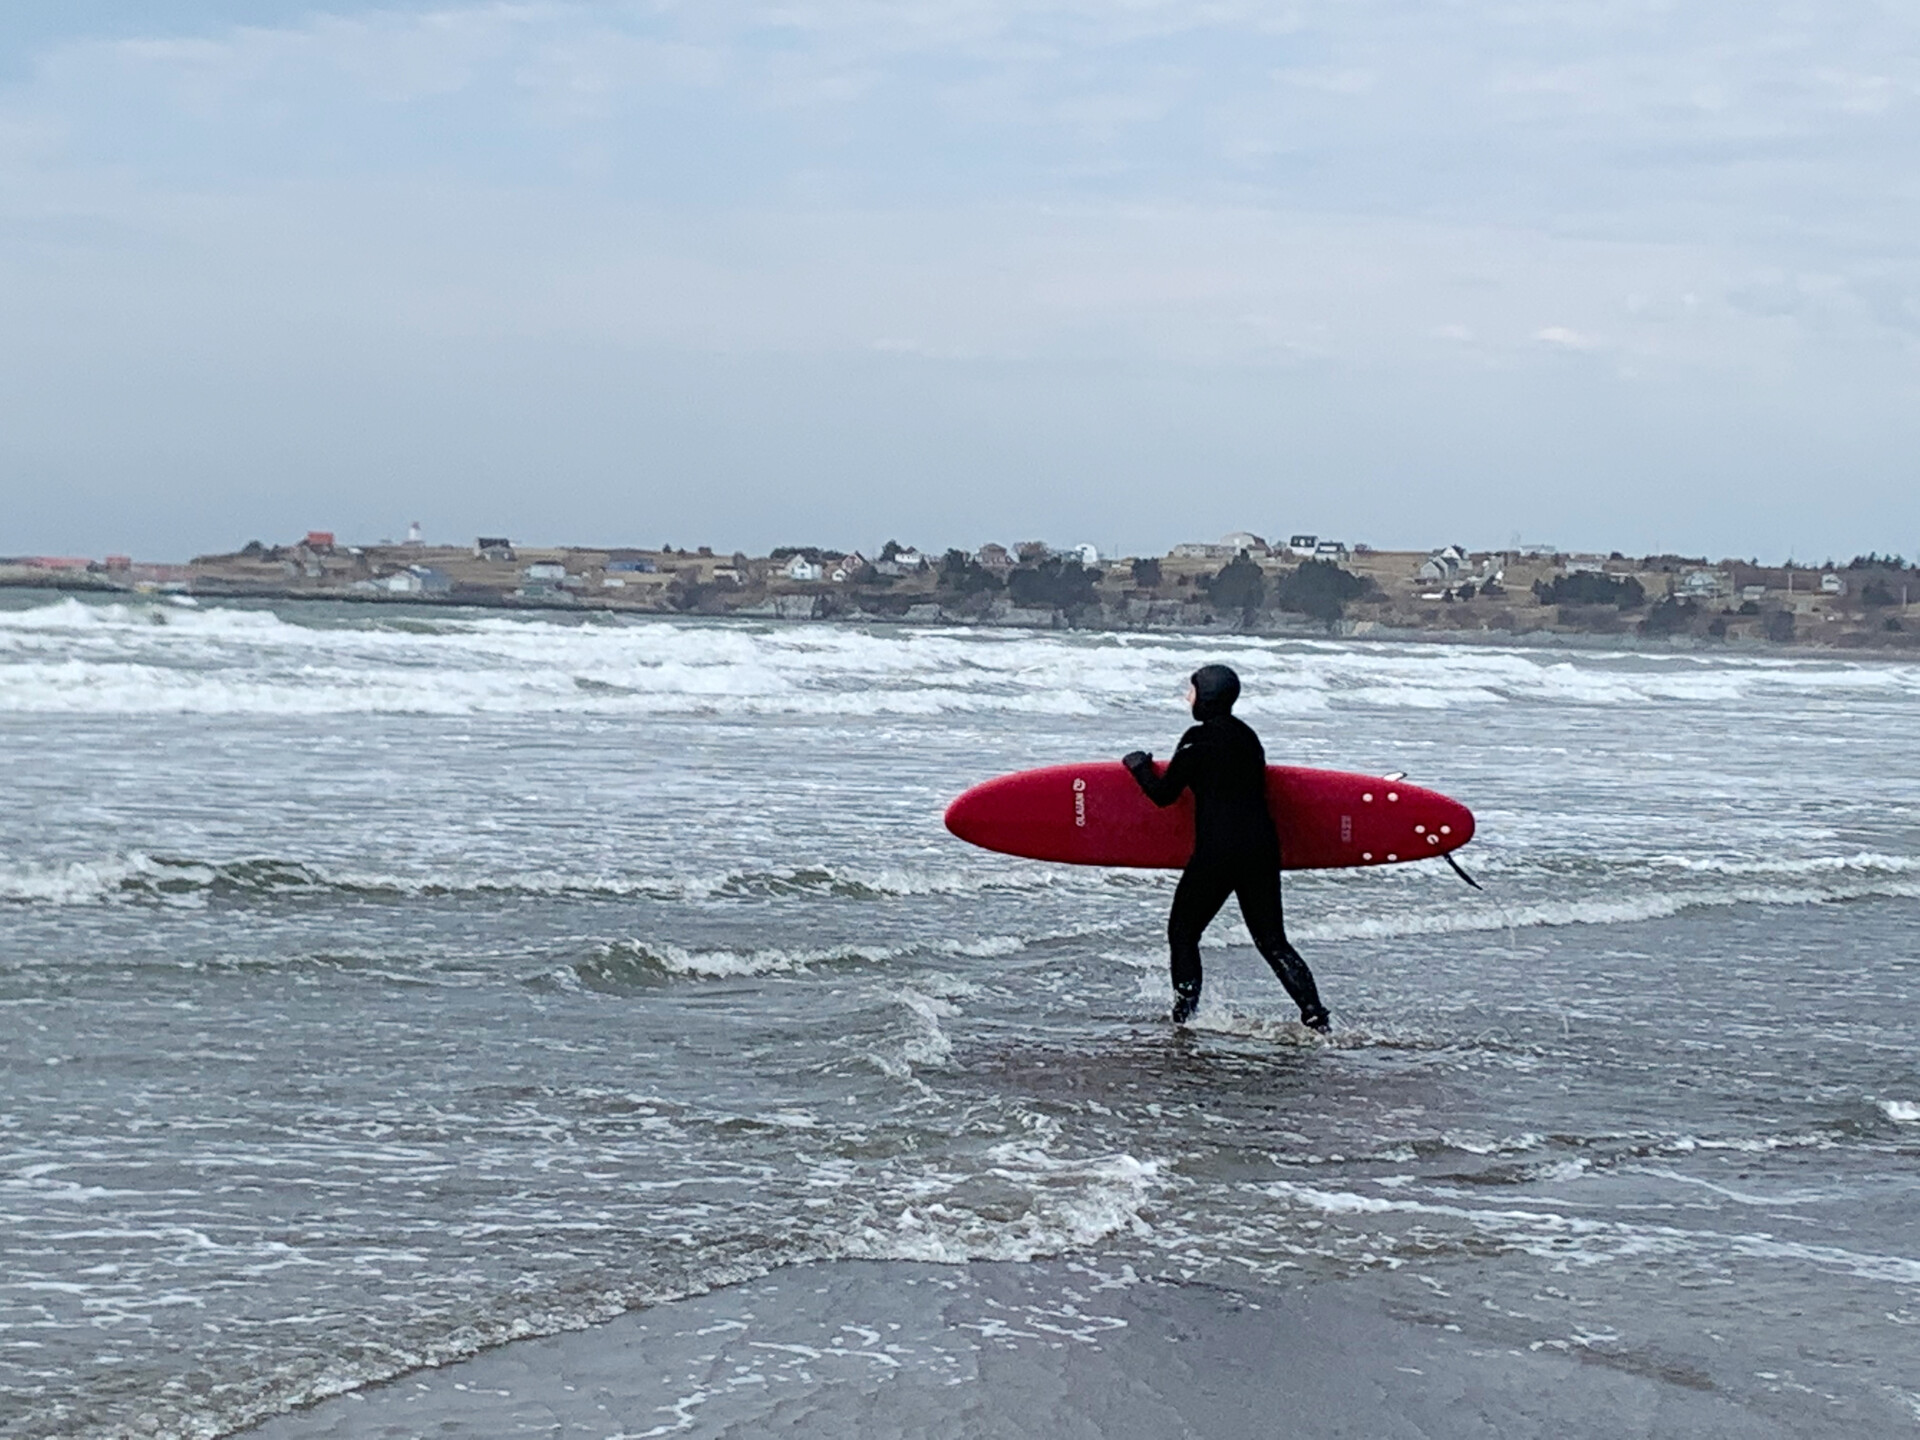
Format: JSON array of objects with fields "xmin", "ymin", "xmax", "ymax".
[{"xmin": 240, "ymin": 1259, "xmax": 1823, "ymax": 1439}]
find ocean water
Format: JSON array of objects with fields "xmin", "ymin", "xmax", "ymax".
[{"xmin": 2, "ymin": 594, "xmax": 1918, "ymax": 1438}]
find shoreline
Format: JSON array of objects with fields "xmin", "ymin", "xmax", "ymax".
[
  {"xmin": 234, "ymin": 1256, "xmax": 1841, "ymax": 1439},
  {"xmin": 5, "ymin": 580, "xmax": 1916, "ymax": 657}
]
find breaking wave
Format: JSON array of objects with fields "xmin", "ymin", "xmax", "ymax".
[
  {"xmin": 11, "ymin": 849, "xmax": 1920, "ymax": 963},
  {"xmin": 837, "ymin": 1151, "xmax": 1161, "ymax": 1264},
  {"xmin": 5, "ymin": 596, "xmax": 1920, "ymax": 717},
  {"xmin": 0, "ymin": 853, "xmax": 1079, "ymax": 908},
  {"xmin": 558, "ymin": 935, "xmax": 1024, "ymax": 989},
  {"xmin": 1291, "ymin": 853, "xmax": 1920, "ymax": 942}
]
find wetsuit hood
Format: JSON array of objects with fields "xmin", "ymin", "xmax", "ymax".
[{"xmin": 1190, "ymin": 664, "xmax": 1240, "ymax": 721}]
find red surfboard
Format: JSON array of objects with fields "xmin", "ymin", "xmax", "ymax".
[{"xmin": 945, "ymin": 762, "xmax": 1474, "ymax": 871}]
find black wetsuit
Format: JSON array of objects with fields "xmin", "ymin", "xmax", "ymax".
[{"xmin": 1124, "ymin": 666, "xmax": 1328, "ymax": 1028}]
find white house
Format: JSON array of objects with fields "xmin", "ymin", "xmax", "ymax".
[
  {"xmin": 1312, "ymin": 540, "xmax": 1349, "ymax": 559},
  {"xmin": 784, "ymin": 555, "xmax": 823, "ymax": 582},
  {"xmin": 1285, "ymin": 534, "xmax": 1318, "ymax": 555},
  {"xmin": 876, "ymin": 550, "xmax": 931, "ymax": 577},
  {"xmin": 1820, "ymin": 572, "xmax": 1846, "ymax": 595},
  {"xmin": 380, "ymin": 566, "xmax": 447, "ymax": 594},
  {"xmin": 1171, "ymin": 542, "xmax": 1230, "ymax": 560},
  {"xmin": 523, "ymin": 561, "xmax": 567, "ymax": 581},
  {"xmin": 1218, "ymin": 532, "xmax": 1268, "ymax": 557},
  {"xmin": 1417, "ymin": 552, "xmax": 1463, "ymax": 583},
  {"xmin": 1072, "ymin": 543, "xmax": 1101, "ymax": 566},
  {"xmin": 1679, "ymin": 569, "xmax": 1727, "ymax": 599}
]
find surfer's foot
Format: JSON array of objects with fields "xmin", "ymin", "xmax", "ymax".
[
  {"xmin": 1300, "ymin": 1006, "xmax": 1331, "ymax": 1033},
  {"xmin": 1170, "ymin": 987, "xmax": 1201, "ymax": 1025}
]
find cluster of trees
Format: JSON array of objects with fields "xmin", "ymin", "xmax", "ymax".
[
  {"xmin": 934, "ymin": 550, "xmax": 1102, "ymax": 607},
  {"xmin": 1199, "ymin": 554, "xmax": 1371, "ymax": 622},
  {"xmin": 1637, "ymin": 595, "xmax": 1699, "ymax": 637},
  {"xmin": 1007, "ymin": 556, "xmax": 1101, "ymax": 609},
  {"xmin": 1201, "ymin": 553, "xmax": 1266, "ymax": 613},
  {"xmin": 770, "ymin": 545, "xmax": 836, "ymax": 563},
  {"xmin": 1531, "ymin": 572, "xmax": 1647, "ymax": 608},
  {"xmin": 929, "ymin": 545, "xmax": 1377, "ymax": 623},
  {"xmin": 938, "ymin": 548, "xmax": 1002, "ymax": 595},
  {"xmin": 1276, "ymin": 558, "xmax": 1371, "ymax": 621},
  {"xmin": 1861, "ymin": 579, "xmax": 1906, "ymax": 607}
]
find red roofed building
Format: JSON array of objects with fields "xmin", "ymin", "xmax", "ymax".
[{"xmin": 304, "ymin": 531, "xmax": 335, "ymax": 550}]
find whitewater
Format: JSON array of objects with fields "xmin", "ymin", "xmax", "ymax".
[{"xmin": 2, "ymin": 593, "xmax": 1917, "ymax": 1437}]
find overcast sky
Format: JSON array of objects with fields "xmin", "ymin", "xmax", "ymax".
[{"xmin": 4, "ymin": 1, "xmax": 1918, "ymax": 562}]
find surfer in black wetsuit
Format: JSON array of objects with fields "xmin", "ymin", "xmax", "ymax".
[{"xmin": 1123, "ymin": 664, "xmax": 1330, "ymax": 1031}]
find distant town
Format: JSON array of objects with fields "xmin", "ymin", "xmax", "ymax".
[{"xmin": 5, "ymin": 527, "xmax": 1916, "ymax": 650}]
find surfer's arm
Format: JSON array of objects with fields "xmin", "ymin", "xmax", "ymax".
[{"xmin": 1126, "ymin": 731, "xmax": 1199, "ymax": 807}]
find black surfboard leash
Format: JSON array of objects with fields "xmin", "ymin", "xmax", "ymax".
[{"xmin": 1441, "ymin": 849, "xmax": 1516, "ymax": 954}]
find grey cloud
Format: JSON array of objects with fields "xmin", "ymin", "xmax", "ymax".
[{"xmin": 3, "ymin": 0, "xmax": 1920, "ymax": 559}]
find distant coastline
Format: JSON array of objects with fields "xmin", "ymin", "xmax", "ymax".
[{"xmin": 4, "ymin": 533, "xmax": 1915, "ymax": 652}]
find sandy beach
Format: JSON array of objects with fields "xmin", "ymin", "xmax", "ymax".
[{"xmin": 238, "ymin": 1258, "xmax": 1845, "ymax": 1439}]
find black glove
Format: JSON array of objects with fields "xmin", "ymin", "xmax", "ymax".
[{"xmin": 1122, "ymin": 750, "xmax": 1153, "ymax": 773}]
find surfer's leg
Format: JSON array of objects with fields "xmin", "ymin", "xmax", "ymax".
[
  {"xmin": 1167, "ymin": 865, "xmax": 1233, "ymax": 1022},
  {"xmin": 1236, "ymin": 870, "xmax": 1330, "ymax": 1030}
]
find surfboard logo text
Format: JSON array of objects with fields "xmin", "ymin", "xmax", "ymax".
[{"xmin": 1072, "ymin": 776, "xmax": 1086, "ymax": 827}]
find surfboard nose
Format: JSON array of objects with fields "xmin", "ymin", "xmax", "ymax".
[
  {"xmin": 1432, "ymin": 792, "xmax": 1475, "ymax": 854},
  {"xmin": 943, "ymin": 772, "xmax": 1031, "ymax": 855},
  {"xmin": 1405, "ymin": 787, "xmax": 1475, "ymax": 858},
  {"xmin": 942, "ymin": 788, "xmax": 985, "ymax": 845}
]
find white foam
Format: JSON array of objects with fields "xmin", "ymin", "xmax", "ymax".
[
  {"xmin": 0, "ymin": 855, "xmax": 160, "ymax": 905},
  {"xmin": 1260, "ymin": 1180, "xmax": 1920, "ymax": 1287},
  {"xmin": 1881, "ymin": 1100, "xmax": 1920, "ymax": 1124},
  {"xmin": 623, "ymin": 942, "xmax": 827, "ymax": 978},
  {"xmin": 1647, "ymin": 852, "xmax": 1920, "ymax": 879},
  {"xmin": 1294, "ymin": 869, "xmax": 1920, "ymax": 944},
  {"xmin": 582, "ymin": 936, "xmax": 1025, "ymax": 981},
  {"xmin": 843, "ymin": 1153, "xmax": 1162, "ymax": 1265},
  {"xmin": 0, "ymin": 850, "xmax": 1082, "ymax": 909},
  {"xmin": 7, "ymin": 596, "xmax": 1920, "ymax": 717},
  {"xmin": 894, "ymin": 989, "xmax": 958, "ymax": 1068}
]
